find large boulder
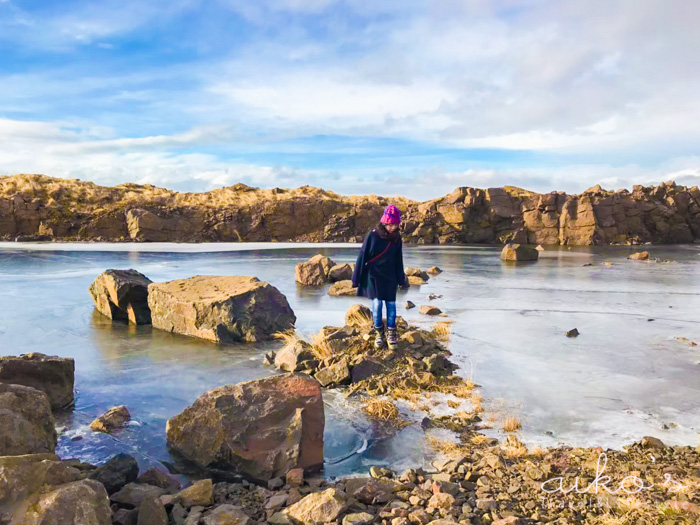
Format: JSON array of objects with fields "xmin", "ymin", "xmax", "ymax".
[
  {"xmin": 500, "ymin": 243, "xmax": 539, "ymax": 262},
  {"xmin": 88, "ymin": 269, "xmax": 153, "ymax": 325},
  {"xmin": 16, "ymin": 479, "xmax": 111, "ymax": 525},
  {"xmin": 0, "ymin": 383, "xmax": 57, "ymax": 455},
  {"xmin": 148, "ymin": 276, "xmax": 296, "ymax": 343},
  {"xmin": 0, "ymin": 353, "xmax": 75, "ymax": 410},
  {"xmin": 295, "ymin": 254, "xmax": 336, "ymax": 285},
  {"xmin": 166, "ymin": 374, "xmax": 324, "ymax": 481},
  {"xmin": 328, "ymin": 263, "xmax": 354, "ymax": 282}
]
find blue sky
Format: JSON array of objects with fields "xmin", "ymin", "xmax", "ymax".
[{"xmin": 1, "ymin": 0, "xmax": 700, "ymax": 200}]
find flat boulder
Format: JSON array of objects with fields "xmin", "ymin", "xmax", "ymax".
[
  {"xmin": 148, "ymin": 276, "xmax": 296, "ymax": 343},
  {"xmin": 426, "ymin": 266, "xmax": 442, "ymax": 275},
  {"xmin": 407, "ymin": 275, "xmax": 427, "ymax": 285},
  {"xmin": 295, "ymin": 254, "xmax": 336, "ymax": 286},
  {"xmin": 328, "ymin": 280, "xmax": 357, "ymax": 296},
  {"xmin": 629, "ymin": 251, "xmax": 650, "ymax": 260},
  {"xmin": 166, "ymin": 374, "xmax": 324, "ymax": 481},
  {"xmin": 314, "ymin": 359, "xmax": 350, "ymax": 387},
  {"xmin": 0, "ymin": 383, "xmax": 57, "ymax": 455},
  {"xmin": 329, "ymin": 263, "xmax": 354, "ymax": 282},
  {"xmin": 88, "ymin": 269, "xmax": 153, "ymax": 325},
  {"xmin": 500, "ymin": 243, "xmax": 539, "ymax": 262},
  {"xmin": 419, "ymin": 305, "xmax": 442, "ymax": 316},
  {"xmin": 284, "ymin": 488, "xmax": 347, "ymax": 524},
  {"xmin": 0, "ymin": 353, "xmax": 75, "ymax": 410},
  {"xmin": 405, "ymin": 268, "xmax": 430, "ymax": 281}
]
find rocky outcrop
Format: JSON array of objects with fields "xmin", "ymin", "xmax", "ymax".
[
  {"xmin": 0, "ymin": 383, "xmax": 57, "ymax": 455},
  {"xmin": 500, "ymin": 243, "xmax": 539, "ymax": 262},
  {"xmin": 3, "ymin": 175, "xmax": 700, "ymax": 245},
  {"xmin": 0, "ymin": 353, "xmax": 75, "ymax": 410},
  {"xmin": 148, "ymin": 276, "xmax": 295, "ymax": 343},
  {"xmin": 165, "ymin": 374, "xmax": 324, "ymax": 481},
  {"xmin": 90, "ymin": 405, "xmax": 131, "ymax": 433},
  {"xmin": 88, "ymin": 269, "xmax": 152, "ymax": 324}
]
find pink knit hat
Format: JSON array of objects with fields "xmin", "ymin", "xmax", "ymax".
[{"xmin": 380, "ymin": 205, "xmax": 401, "ymax": 225}]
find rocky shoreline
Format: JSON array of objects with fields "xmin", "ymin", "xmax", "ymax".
[
  {"xmin": 1, "ymin": 265, "xmax": 699, "ymax": 524},
  {"xmin": 2, "ymin": 174, "xmax": 700, "ymax": 246}
]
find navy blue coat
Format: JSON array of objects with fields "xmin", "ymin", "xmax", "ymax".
[{"xmin": 351, "ymin": 229, "xmax": 407, "ymax": 301}]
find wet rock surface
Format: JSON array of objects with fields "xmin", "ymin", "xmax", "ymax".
[
  {"xmin": 0, "ymin": 352, "xmax": 75, "ymax": 410},
  {"xmin": 88, "ymin": 269, "xmax": 153, "ymax": 325}
]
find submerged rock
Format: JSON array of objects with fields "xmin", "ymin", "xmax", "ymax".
[
  {"xmin": 629, "ymin": 251, "xmax": 650, "ymax": 260},
  {"xmin": 0, "ymin": 352, "xmax": 75, "ymax": 410},
  {"xmin": 500, "ymin": 243, "xmax": 539, "ymax": 262},
  {"xmin": 88, "ymin": 269, "xmax": 153, "ymax": 325},
  {"xmin": 328, "ymin": 280, "xmax": 358, "ymax": 296},
  {"xmin": 148, "ymin": 275, "xmax": 296, "ymax": 343},
  {"xmin": 426, "ymin": 266, "xmax": 442, "ymax": 275},
  {"xmin": 295, "ymin": 254, "xmax": 336, "ymax": 286},
  {"xmin": 0, "ymin": 383, "xmax": 57, "ymax": 455},
  {"xmin": 166, "ymin": 374, "xmax": 324, "ymax": 481},
  {"xmin": 419, "ymin": 305, "xmax": 442, "ymax": 316},
  {"xmin": 90, "ymin": 405, "xmax": 131, "ymax": 433},
  {"xmin": 405, "ymin": 268, "xmax": 430, "ymax": 281}
]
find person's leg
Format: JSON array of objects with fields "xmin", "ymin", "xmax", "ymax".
[
  {"xmin": 371, "ymin": 298, "xmax": 383, "ymax": 328},
  {"xmin": 386, "ymin": 301, "xmax": 397, "ymax": 328}
]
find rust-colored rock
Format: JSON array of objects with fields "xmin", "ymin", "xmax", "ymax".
[
  {"xmin": 295, "ymin": 254, "xmax": 336, "ymax": 285},
  {"xmin": 628, "ymin": 251, "xmax": 650, "ymax": 260},
  {"xmin": 165, "ymin": 374, "xmax": 324, "ymax": 481},
  {"xmin": 148, "ymin": 275, "xmax": 295, "ymax": 343},
  {"xmin": 88, "ymin": 269, "xmax": 152, "ymax": 324},
  {"xmin": 0, "ymin": 353, "xmax": 75, "ymax": 410}
]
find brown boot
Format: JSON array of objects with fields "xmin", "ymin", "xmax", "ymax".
[
  {"xmin": 373, "ymin": 323, "xmax": 386, "ymax": 349},
  {"xmin": 386, "ymin": 326, "xmax": 398, "ymax": 350}
]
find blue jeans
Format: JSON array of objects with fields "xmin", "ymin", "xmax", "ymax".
[{"xmin": 372, "ymin": 298, "xmax": 396, "ymax": 328}]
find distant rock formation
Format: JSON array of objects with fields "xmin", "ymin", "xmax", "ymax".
[{"xmin": 1, "ymin": 174, "xmax": 699, "ymax": 245}]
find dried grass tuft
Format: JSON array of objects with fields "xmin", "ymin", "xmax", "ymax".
[
  {"xmin": 310, "ymin": 329, "xmax": 334, "ymax": 360},
  {"xmin": 430, "ymin": 321, "xmax": 453, "ymax": 341},
  {"xmin": 502, "ymin": 416, "xmax": 522, "ymax": 432}
]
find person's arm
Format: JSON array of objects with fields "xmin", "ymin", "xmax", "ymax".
[
  {"xmin": 352, "ymin": 233, "xmax": 372, "ymax": 287},
  {"xmin": 396, "ymin": 238, "xmax": 407, "ymax": 287}
]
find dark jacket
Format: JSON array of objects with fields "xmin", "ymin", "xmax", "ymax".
[{"xmin": 351, "ymin": 228, "xmax": 407, "ymax": 301}]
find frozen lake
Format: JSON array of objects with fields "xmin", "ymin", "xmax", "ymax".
[{"xmin": 1, "ymin": 241, "xmax": 699, "ymax": 478}]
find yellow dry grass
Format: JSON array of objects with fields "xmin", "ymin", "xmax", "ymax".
[
  {"xmin": 447, "ymin": 400, "xmax": 461, "ymax": 409},
  {"xmin": 469, "ymin": 434, "xmax": 492, "ymax": 446},
  {"xmin": 346, "ymin": 308, "xmax": 373, "ymax": 327},
  {"xmin": 615, "ymin": 496, "xmax": 647, "ymax": 513},
  {"xmin": 310, "ymin": 329, "xmax": 334, "ymax": 360},
  {"xmin": 426, "ymin": 434, "xmax": 470, "ymax": 457},
  {"xmin": 528, "ymin": 445, "xmax": 547, "ymax": 457},
  {"xmin": 502, "ymin": 434, "xmax": 528, "ymax": 457},
  {"xmin": 502, "ymin": 416, "xmax": 522, "ymax": 432},
  {"xmin": 430, "ymin": 321, "xmax": 453, "ymax": 341},
  {"xmin": 272, "ymin": 328, "xmax": 302, "ymax": 347}
]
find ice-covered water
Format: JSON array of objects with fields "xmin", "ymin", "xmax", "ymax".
[{"xmin": 1, "ymin": 241, "xmax": 699, "ymax": 478}]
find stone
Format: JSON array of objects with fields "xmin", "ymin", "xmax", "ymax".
[
  {"xmin": 284, "ymin": 488, "xmax": 347, "ymax": 524},
  {"xmin": 405, "ymin": 301, "xmax": 415, "ymax": 309},
  {"xmin": 137, "ymin": 497, "xmax": 168, "ymax": 525},
  {"xmin": 423, "ymin": 354, "xmax": 456, "ymax": 376},
  {"xmin": 110, "ymin": 483, "xmax": 167, "ymax": 509},
  {"xmin": 426, "ymin": 267, "xmax": 442, "ymax": 275},
  {"xmin": 329, "ymin": 263, "xmax": 354, "ymax": 282},
  {"xmin": 136, "ymin": 467, "xmax": 181, "ymax": 492},
  {"xmin": 89, "ymin": 405, "xmax": 131, "ymax": 433},
  {"xmin": 201, "ymin": 505, "xmax": 253, "ymax": 525},
  {"xmin": 274, "ymin": 341, "xmax": 317, "ymax": 372},
  {"xmin": 345, "ymin": 477, "xmax": 396, "ymax": 504},
  {"xmin": 269, "ymin": 512, "xmax": 293, "ymax": 524},
  {"xmin": 351, "ymin": 357, "xmax": 386, "ymax": 383},
  {"xmin": 295, "ymin": 254, "xmax": 336, "ymax": 286},
  {"xmin": 328, "ymin": 280, "xmax": 358, "ymax": 296},
  {"xmin": 500, "ymin": 243, "xmax": 539, "ymax": 262},
  {"xmin": 0, "ymin": 352, "xmax": 75, "ymax": 410},
  {"xmin": 268, "ymin": 477, "xmax": 285, "ymax": 490},
  {"xmin": 88, "ymin": 269, "xmax": 153, "ymax": 325},
  {"xmin": 176, "ymin": 479, "xmax": 213, "ymax": 508},
  {"xmin": 426, "ymin": 521, "xmax": 459, "ymax": 525},
  {"xmin": 315, "ymin": 359, "xmax": 350, "ymax": 387},
  {"xmin": 405, "ymin": 268, "xmax": 430, "ymax": 280},
  {"xmin": 148, "ymin": 276, "xmax": 296, "ymax": 343},
  {"xmin": 113, "ymin": 508, "xmax": 138, "ymax": 525},
  {"xmin": 15, "ymin": 479, "xmax": 111, "ymax": 525},
  {"xmin": 628, "ymin": 251, "xmax": 650, "ymax": 260},
  {"xmin": 171, "ymin": 503, "xmax": 188, "ymax": 525},
  {"xmin": 166, "ymin": 374, "xmax": 324, "ymax": 481},
  {"xmin": 419, "ymin": 305, "xmax": 442, "ymax": 316},
  {"xmin": 640, "ymin": 436, "xmax": 666, "ymax": 449},
  {"xmin": 409, "ymin": 509, "xmax": 431, "ymax": 525},
  {"xmin": 407, "ymin": 275, "xmax": 427, "ymax": 286},
  {"xmin": 427, "ymin": 492, "xmax": 455, "ymax": 510},
  {"xmin": 345, "ymin": 304, "xmax": 372, "ymax": 326},
  {"xmin": 0, "ymin": 383, "xmax": 57, "ymax": 455},
  {"xmin": 266, "ymin": 493, "xmax": 288, "ymax": 509},
  {"xmin": 343, "ymin": 512, "xmax": 375, "ymax": 525},
  {"xmin": 87, "ymin": 453, "xmax": 139, "ymax": 494},
  {"xmin": 565, "ymin": 328, "xmax": 579, "ymax": 337},
  {"xmin": 493, "ymin": 517, "xmax": 523, "ymax": 525},
  {"xmin": 286, "ymin": 468, "xmax": 304, "ymax": 486}
]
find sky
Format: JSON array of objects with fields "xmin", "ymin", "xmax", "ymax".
[{"xmin": 1, "ymin": 0, "xmax": 700, "ymax": 201}]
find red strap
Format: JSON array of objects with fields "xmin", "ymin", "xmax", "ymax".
[{"xmin": 367, "ymin": 242, "xmax": 391, "ymax": 264}]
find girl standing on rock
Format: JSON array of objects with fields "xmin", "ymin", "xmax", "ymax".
[{"xmin": 351, "ymin": 205, "xmax": 409, "ymax": 350}]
